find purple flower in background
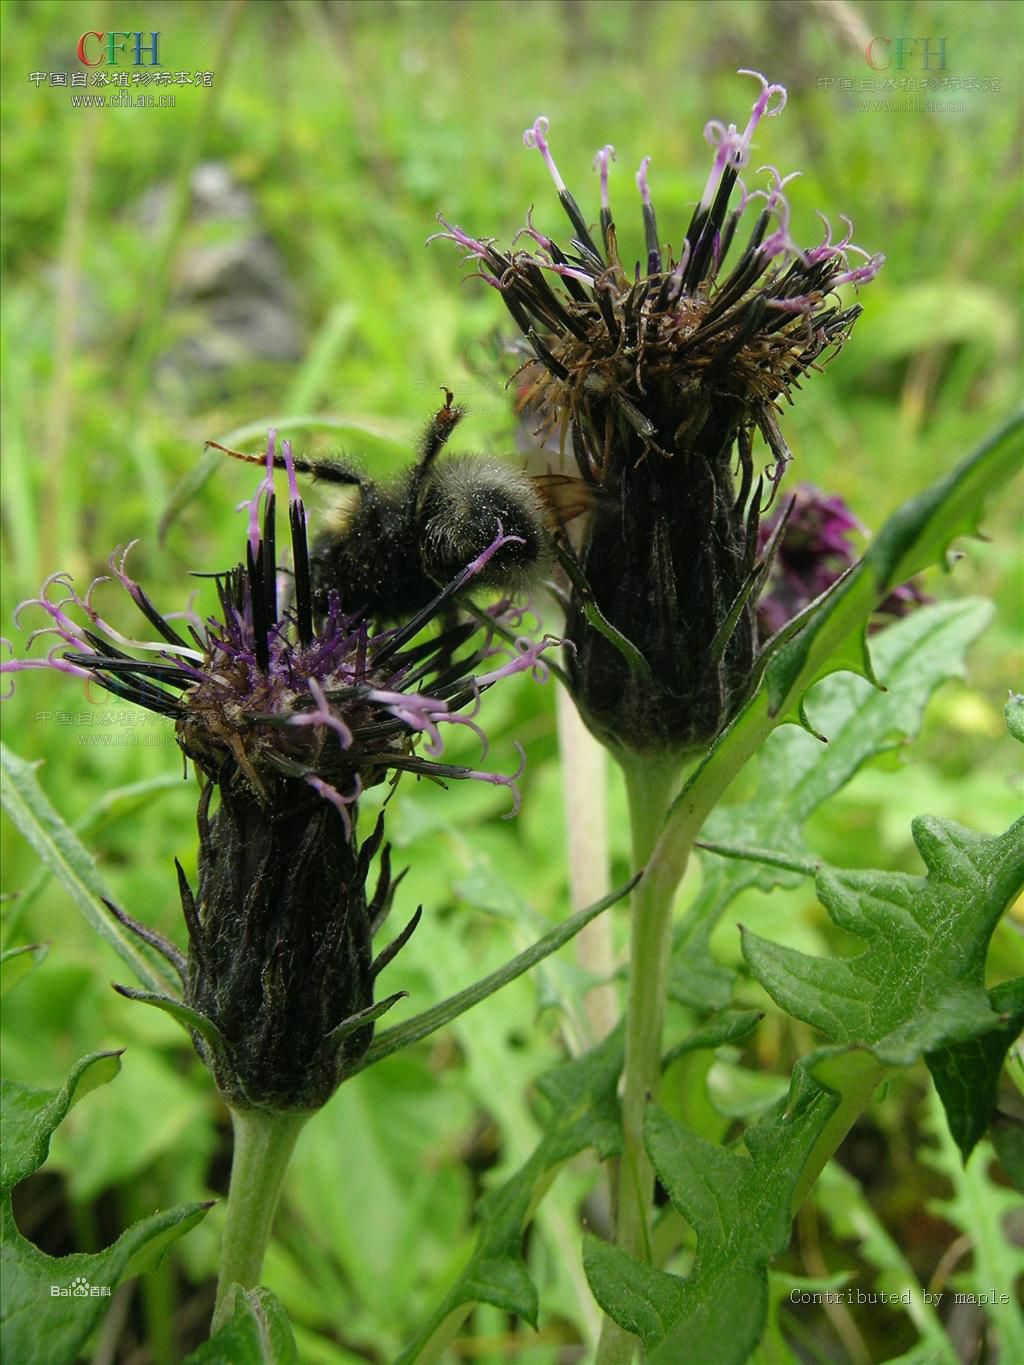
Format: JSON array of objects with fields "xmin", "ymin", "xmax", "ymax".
[
  {"xmin": 433, "ymin": 71, "xmax": 883, "ymax": 755},
  {"xmin": 2, "ymin": 437, "xmax": 556, "ymax": 1110},
  {"xmin": 757, "ymin": 485, "xmax": 929, "ymax": 641}
]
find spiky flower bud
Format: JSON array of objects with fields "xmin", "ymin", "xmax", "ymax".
[
  {"xmin": 3, "ymin": 436, "xmax": 555, "ymax": 1110},
  {"xmin": 434, "ymin": 71, "xmax": 883, "ymax": 755}
]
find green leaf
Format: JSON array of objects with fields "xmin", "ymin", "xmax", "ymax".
[
  {"xmin": 1007, "ymin": 692, "xmax": 1024, "ymax": 745},
  {"xmin": 0, "ymin": 744, "xmax": 177, "ymax": 994},
  {"xmin": 741, "ymin": 815, "xmax": 1024, "ymax": 1067},
  {"xmin": 2, "ymin": 772, "xmax": 184, "ymax": 948},
  {"xmin": 396, "ymin": 1025, "xmax": 624, "ymax": 1364},
  {"xmin": 989, "ymin": 1110, "xmax": 1024, "ymax": 1192},
  {"xmin": 183, "ymin": 1287, "xmax": 298, "ymax": 1364},
  {"xmin": 585, "ymin": 1060, "xmax": 842, "ymax": 1363},
  {"xmin": 582, "ymin": 1235, "xmax": 683, "ymax": 1344},
  {"xmin": 0, "ymin": 944, "xmax": 47, "ymax": 997},
  {"xmin": 1, "ymin": 1052, "xmax": 123, "ymax": 1190},
  {"xmin": 1, "ymin": 1055, "xmax": 210, "ymax": 1365},
  {"xmin": 357, "ymin": 875, "xmax": 636, "ymax": 1072},
  {"xmin": 662, "ymin": 1010, "xmax": 763, "ymax": 1071},
  {"xmin": 670, "ymin": 598, "xmax": 993, "ymax": 1009},
  {"xmin": 926, "ymin": 977, "xmax": 1024, "ymax": 1162}
]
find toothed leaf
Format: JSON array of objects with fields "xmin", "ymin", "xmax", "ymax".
[
  {"xmin": 1, "ymin": 1055, "xmax": 209, "ymax": 1365},
  {"xmin": 585, "ymin": 1059, "xmax": 842, "ymax": 1362},
  {"xmin": 671, "ymin": 598, "xmax": 993, "ymax": 1009},
  {"xmin": 741, "ymin": 815, "xmax": 1024, "ymax": 1066}
]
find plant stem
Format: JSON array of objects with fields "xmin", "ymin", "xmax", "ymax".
[
  {"xmin": 556, "ymin": 686, "xmax": 617, "ymax": 1047},
  {"xmin": 211, "ymin": 1107, "xmax": 309, "ymax": 1333},
  {"xmin": 596, "ymin": 752, "xmax": 687, "ymax": 1365}
]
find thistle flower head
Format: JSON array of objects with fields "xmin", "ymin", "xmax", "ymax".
[
  {"xmin": 433, "ymin": 71, "xmax": 883, "ymax": 755},
  {"xmin": 3, "ymin": 435, "xmax": 556, "ymax": 1110}
]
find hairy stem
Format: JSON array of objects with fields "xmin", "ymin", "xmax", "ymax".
[
  {"xmin": 597, "ymin": 752, "xmax": 686, "ymax": 1365},
  {"xmin": 211, "ymin": 1107, "xmax": 309, "ymax": 1333}
]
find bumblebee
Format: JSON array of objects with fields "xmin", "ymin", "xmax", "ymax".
[{"xmin": 212, "ymin": 390, "xmax": 591, "ymax": 622}]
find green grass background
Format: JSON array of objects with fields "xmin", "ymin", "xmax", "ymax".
[{"xmin": 1, "ymin": 1, "xmax": 1021, "ymax": 1361}]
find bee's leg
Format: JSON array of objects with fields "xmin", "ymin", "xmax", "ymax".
[
  {"xmin": 416, "ymin": 387, "xmax": 467, "ymax": 469},
  {"xmin": 206, "ymin": 440, "xmax": 364, "ymax": 487}
]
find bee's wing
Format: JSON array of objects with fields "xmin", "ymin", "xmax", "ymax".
[{"xmin": 529, "ymin": 473, "xmax": 600, "ymax": 529}]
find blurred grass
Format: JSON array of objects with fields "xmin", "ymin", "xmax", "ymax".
[{"xmin": 1, "ymin": 1, "xmax": 1021, "ymax": 1361}]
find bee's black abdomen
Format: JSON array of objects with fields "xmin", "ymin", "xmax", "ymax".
[{"xmin": 309, "ymin": 484, "xmax": 440, "ymax": 620}]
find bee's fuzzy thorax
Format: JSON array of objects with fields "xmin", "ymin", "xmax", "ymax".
[{"xmin": 419, "ymin": 455, "xmax": 554, "ymax": 594}]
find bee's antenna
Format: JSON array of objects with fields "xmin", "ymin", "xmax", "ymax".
[{"xmin": 205, "ymin": 441, "xmax": 361, "ymax": 486}]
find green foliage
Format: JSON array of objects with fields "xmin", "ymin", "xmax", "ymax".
[
  {"xmin": 0, "ymin": 744, "xmax": 177, "ymax": 993},
  {"xmin": 2, "ymin": 1, "xmax": 1021, "ymax": 1359},
  {"xmin": 925, "ymin": 976, "xmax": 1024, "ymax": 1162},
  {"xmin": 812, "ymin": 1159, "xmax": 959, "ymax": 1365},
  {"xmin": 396, "ymin": 1025, "xmax": 624, "ymax": 1363},
  {"xmin": 184, "ymin": 1287, "xmax": 297, "ymax": 1365},
  {"xmin": 582, "ymin": 437, "xmax": 1023, "ymax": 1358},
  {"xmin": 0, "ymin": 1052, "xmax": 210, "ymax": 1365},
  {"xmin": 741, "ymin": 813, "xmax": 1022, "ymax": 1063},
  {"xmin": 921, "ymin": 1088, "xmax": 1024, "ymax": 1361},
  {"xmin": 0, "ymin": 943, "xmax": 47, "ymax": 996},
  {"xmin": 585, "ymin": 1064, "xmax": 841, "ymax": 1364},
  {"xmin": 674, "ymin": 597, "xmax": 996, "ymax": 1010}
]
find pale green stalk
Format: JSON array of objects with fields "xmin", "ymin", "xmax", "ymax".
[
  {"xmin": 596, "ymin": 752, "xmax": 686, "ymax": 1365},
  {"xmin": 556, "ymin": 686, "xmax": 617, "ymax": 1047},
  {"xmin": 211, "ymin": 1108, "xmax": 309, "ymax": 1333}
]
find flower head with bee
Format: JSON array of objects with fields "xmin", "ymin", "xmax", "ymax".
[
  {"xmin": 433, "ymin": 70, "xmax": 884, "ymax": 756},
  {"xmin": 3, "ymin": 435, "xmax": 557, "ymax": 1110}
]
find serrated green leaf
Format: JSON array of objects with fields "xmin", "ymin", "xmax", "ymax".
[
  {"xmin": 0, "ymin": 743, "xmax": 177, "ymax": 993},
  {"xmin": 1, "ymin": 1052, "xmax": 122, "ymax": 1190},
  {"xmin": 183, "ymin": 1286, "xmax": 298, "ymax": 1364},
  {"xmin": 0, "ymin": 944, "xmax": 47, "ymax": 997},
  {"xmin": 0, "ymin": 1055, "xmax": 210, "ymax": 1365},
  {"xmin": 1, "ymin": 1200, "xmax": 210, "ymax": 1365},
  {"xmin": 926, "ymin": 977, "xmax": 1024, "ymax": 1161},
  {"xmin": 585, "ymin": 1061, "xmax": 841, "ymax": 1363},
  {"xmin": 670, "ymin": 599, "xmax": 993, "ymax": 1009},
  {"xmin": 742, "ymin": 814, "xmax": 1024, "ymax": 1066},
  {"xmin": 396, "ymin": 1026, "xmax": 624, "ymax": 1364}
]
